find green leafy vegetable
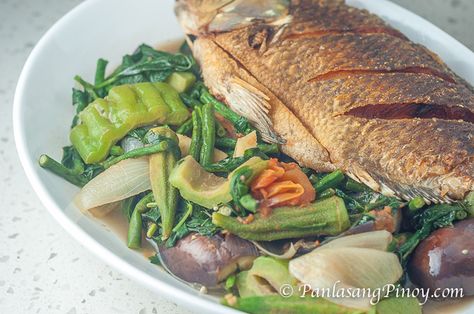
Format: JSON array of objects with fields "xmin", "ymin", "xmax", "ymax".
[
  {"xmin": 96, "ymin": 45, "xmax": 195, "ymax": 91},
  {"xmin": 204, "ymin": 148, "xmax": 269, "ymax": 173},
  {"xmin": 153, "ymin": 202, "xmax": 219, "ymax": 248},
  {"xmin": 398, "ymin": 203, "xmax": 468, "ymax": 262},
  {"xmin": 149, "ymin": 254, "xmax": 162, "ymax": 266}
]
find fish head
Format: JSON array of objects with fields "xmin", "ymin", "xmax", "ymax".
[{"xmin": 175, "ymin": 0, "xmax": 291, "ymax": 36}]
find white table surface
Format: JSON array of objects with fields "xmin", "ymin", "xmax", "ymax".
[{"xmin": 1, "ymin": 0, "xmax": 473, "ymax": 313}]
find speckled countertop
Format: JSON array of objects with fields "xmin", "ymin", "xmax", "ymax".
[{"xmin": 0, "ymin": 0, "xmax": 473, "ymax": 313}]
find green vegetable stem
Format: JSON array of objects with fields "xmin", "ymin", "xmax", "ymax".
[
  {"xmin": 176, "ymin": 118, "xmax": 193, "ymax": 135},
  {"xmin": 38, "ymin": 154, "xmax": 88, "ymax": 187},
  {"xmin": 407, "ymin": 196, "xmax": 426, "ymax": 214},
  {"xmin": 199, "ymin": 103, "xmax": 216, "ymax": 167},
  {"xmin": 314, "ymin": 170, "xmax": 345, "ymax": 193},
  {"xmin": 100, "ymin": 141, "xmax": 169, "ymax": 169},
  {"xmin": 200, "ymin": 88, "xmax": 254, "ymax": 135},
  {"xmin": 205, "ymin": 148, "xmax": 269, "ymax": 173},
  {"xmin": 127, "ymin": 192, "xmax": 154, "ymax": 249},
  {"xmin": 189, "ymin": 107, "xmax": 202, "ymax": 161},
  {"xmin": 215, "ymin": 138, "xmax": 279, "ymax": 155}
]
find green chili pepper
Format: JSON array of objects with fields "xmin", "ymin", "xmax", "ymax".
[
  {"xmin": 153, "ymin": 82, "xmax": 190, "ymax": 125},
  {"xmin": 70, "ymin": 82, "xmax": 189, "ymax": 164},
  {"xmin": 110, "ymin": 145, "xmax": 124, "ymax": 156}
]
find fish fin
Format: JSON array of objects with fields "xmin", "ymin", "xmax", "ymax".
[
  {"xmin": 224, "ymin": 77, "xmax": 285, "ymax": 143},
  {"xmin": 347, "ymin": 166, "xmax": 453, "ymax": 204}
]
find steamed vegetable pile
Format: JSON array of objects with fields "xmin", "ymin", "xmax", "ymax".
[{"xmin": 39, "ymin": 43, "xmax": 474, "ymax": 314}]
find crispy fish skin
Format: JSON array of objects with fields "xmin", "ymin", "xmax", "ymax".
[
  {"xmin": 176, "ymin": 0, "xmax": 474, "ymax": 201},
  {"xmin": 193, "ymin": 38, "xmax": 335, "ymax": 172}
]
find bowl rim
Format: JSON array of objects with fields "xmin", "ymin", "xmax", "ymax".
[
  {"xmin": 12, "ymin": 0, "xmax": 474, "ymax": 313},
  {"xmin": 12, "ymin": 0, "xmax": 240, "ymax": 313}
]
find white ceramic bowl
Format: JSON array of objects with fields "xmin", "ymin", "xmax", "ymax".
[{"xmin": 13, "ymin": 0, "xmax": 474, "ymax": 313}]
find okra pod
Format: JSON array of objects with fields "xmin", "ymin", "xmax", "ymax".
[
  {"xmin": 212, "ymin": 196, "xmax": 350, "ymax": 241},
  {"xmin": 148, "ymin": 127, "xmax": 181, "ymax": 240},
  {"xmin": 189, "ymin": 107, "xmax": 202, "ymax": 161},
  {"xmin": 200, "ymin": 103, "xmax": 216, "ymax": 167}
]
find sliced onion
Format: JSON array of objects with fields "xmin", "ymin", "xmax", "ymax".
[
  {"xmin": 74, "ymin": 157, "xmax": 151, "ymax": 212},
  {"xmin": 289, "ymin": 247, "xmax": 403, "ymax": 310},
  {"xmin": 320, "ymin": 230, "xmax": 393, "ymax": 251}
]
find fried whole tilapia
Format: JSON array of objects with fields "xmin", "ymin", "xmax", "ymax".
[{"xmin": 175, "ymin": 0, "xmax": 474, "ymax": 202}]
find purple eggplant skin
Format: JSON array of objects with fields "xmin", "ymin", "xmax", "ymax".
[
  {"xmin": 159, "ymin": 232, "xmax": 259, "ymax": 287},
  {"xmin": 408, "ymin": 218, "xmax": 474, "ymax": 296}
]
